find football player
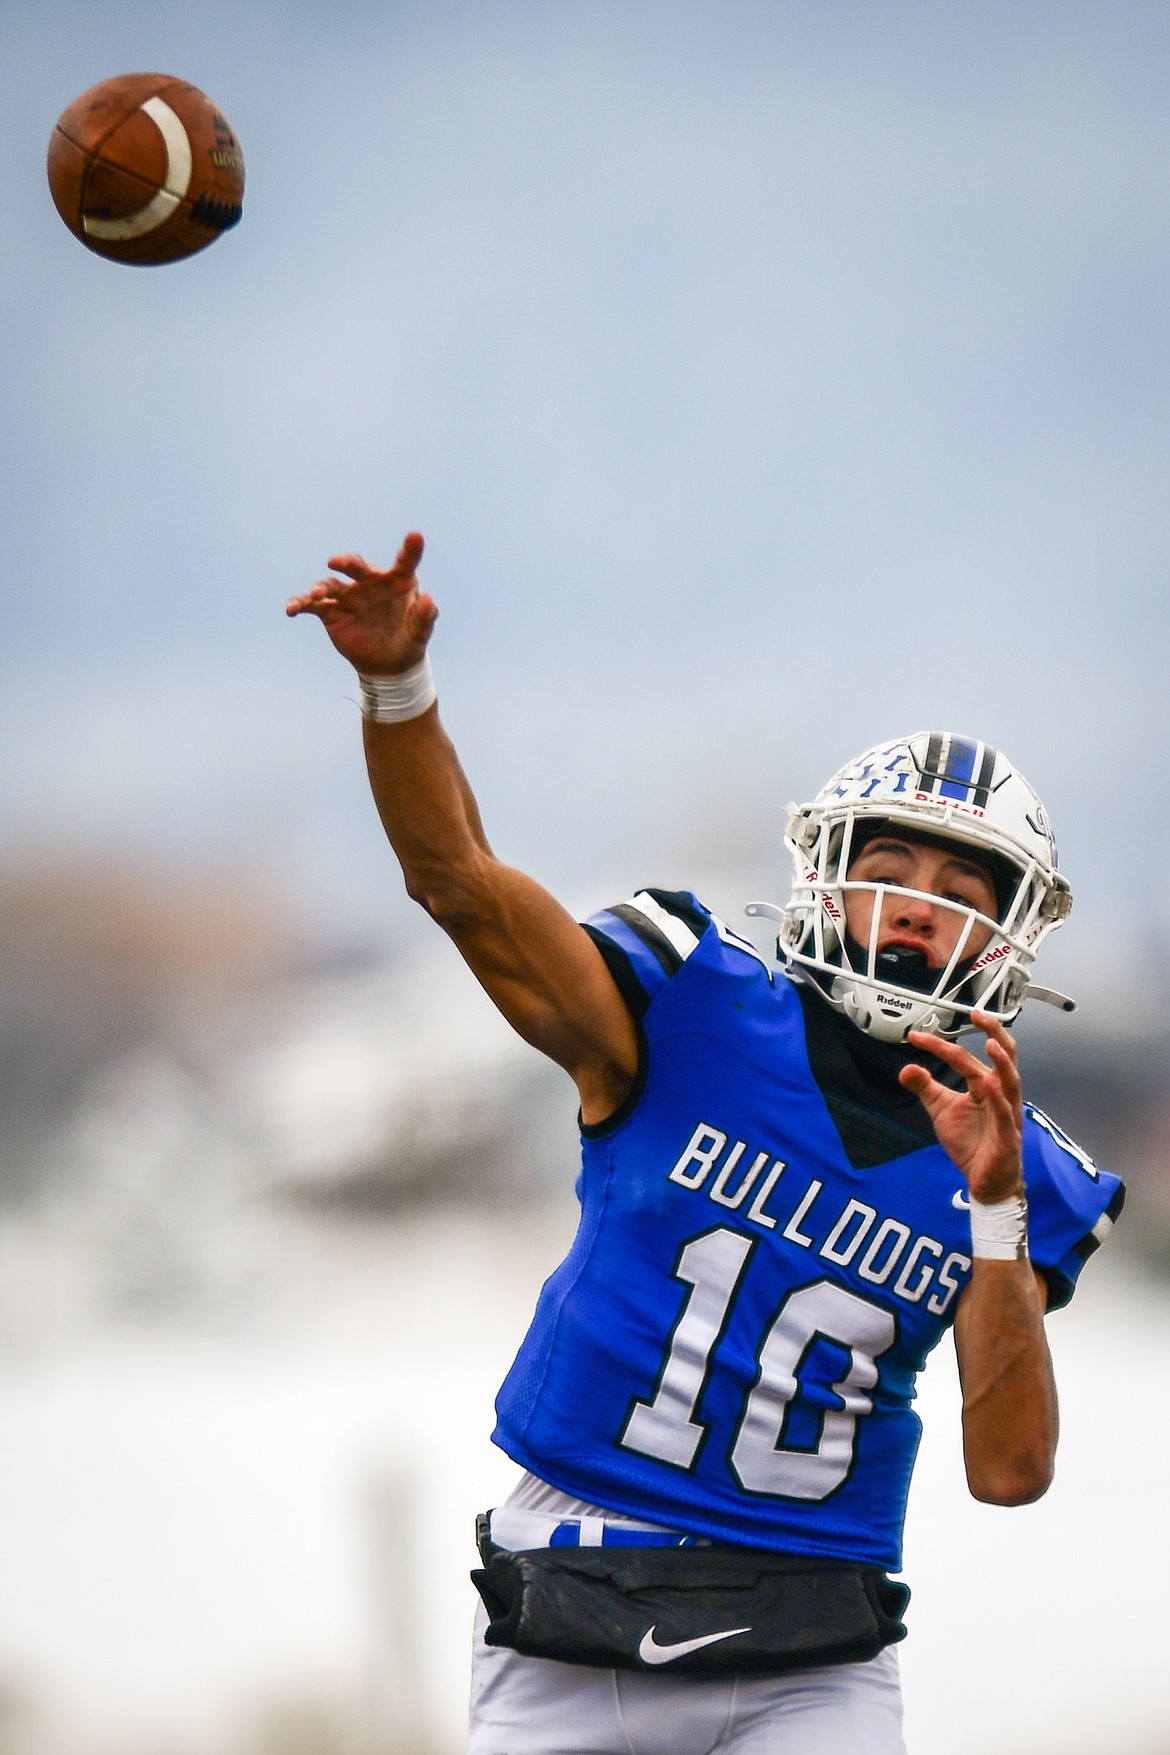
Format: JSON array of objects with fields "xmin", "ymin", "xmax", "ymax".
[{"xmin": 288, "ymin": 534, "xmax": 1123, "ymax": 1755}]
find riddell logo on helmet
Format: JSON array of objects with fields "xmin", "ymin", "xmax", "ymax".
[
  {"xmin": 820, "ymin": 892, "xmax": 843, "ymax": 923},
  {"xmin": 970, "ymin": 941, "xmax": 1011, "ymax": 972},
  {"xmin": 914, "ymin": 791, "xmax": 986, "ymax": 820}
]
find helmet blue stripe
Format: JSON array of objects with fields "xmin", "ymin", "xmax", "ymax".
[{"xmin": 938, "ymin": 734, "xmax": 979, "ymax": 801}]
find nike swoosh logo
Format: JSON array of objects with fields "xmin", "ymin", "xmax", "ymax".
[
  {"xmin": 953, "ymin": 1190, "xmax": 970, "ymax": 1209},
  {"xmin": 637, "ymin": 1624, "xmax": 752, "ymax": 1665}
]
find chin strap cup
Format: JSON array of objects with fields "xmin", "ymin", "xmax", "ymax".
[{"xmin": 831, "ymin": 979, "xmax": 948, "ymax": 1045}]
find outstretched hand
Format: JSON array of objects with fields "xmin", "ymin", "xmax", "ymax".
[
  {"xmin": 901, "ymin": 1013, "xmax": 1024, "ymax": 1203},
  {"xmin": 285, "ymin": 532, "xmax": 437, "ymax": 676}
]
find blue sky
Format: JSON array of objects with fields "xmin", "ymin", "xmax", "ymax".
[{"xmin": 4, "ymin": 0, "xmax": 1169, "ymax": 971}]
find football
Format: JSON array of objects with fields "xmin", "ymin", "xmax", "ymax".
[{"xmin": 47, "ymin": 74, "xmax": 245, "ymax": 266}]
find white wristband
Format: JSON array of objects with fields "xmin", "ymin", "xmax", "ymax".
[
  {"xmin": 358, "ymin": 655, "xmax": 436, "ymax": 723},
  {"xmin": 968, "ymin": 1192, "xmax": 1029, "ymax": 1261}
]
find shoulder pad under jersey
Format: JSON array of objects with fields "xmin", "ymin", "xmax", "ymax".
[{"xmin": 582, "ymin": 888, "xmax": 713, "ymax": 1019}]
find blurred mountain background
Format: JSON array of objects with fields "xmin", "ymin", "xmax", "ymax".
[{"xmin": 1, "ymin": 850, "xmax": 1166, "ymax": 1334}]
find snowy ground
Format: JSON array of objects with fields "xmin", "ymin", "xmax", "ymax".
[{"xmin": 0, "ymin": 1210, "xmax": 1166, "ymax": 1755}]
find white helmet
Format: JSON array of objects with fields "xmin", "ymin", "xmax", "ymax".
[{"xmin": 748, "ymin": 732, "xmax": 1075, "ymax": 1043}]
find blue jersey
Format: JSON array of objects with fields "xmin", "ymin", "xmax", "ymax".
[{"xmin": 492, "ymin": 890, "xmax": 1124, "ymax": 1571}]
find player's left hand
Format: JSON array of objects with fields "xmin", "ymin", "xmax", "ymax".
[{"xmin": 900, "ymin": 1013, "xmax": 1024, "ymax": 1203}]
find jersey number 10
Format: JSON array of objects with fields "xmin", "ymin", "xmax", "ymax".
[{"xmin": 619, "ymin": 1227, "xmax": 896, "ymax": 1501}]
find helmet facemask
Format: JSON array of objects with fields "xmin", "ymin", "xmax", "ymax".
[{"xmin": 752, "ymin": 734, "xmax": 1073, "ymax": 1044}]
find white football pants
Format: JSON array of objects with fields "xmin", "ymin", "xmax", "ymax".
[{"xmin": 466, "ymin": 1606, "xmax": 907, "ymax": 1755}]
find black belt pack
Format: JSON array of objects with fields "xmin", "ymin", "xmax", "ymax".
[{"xmin": 471, "ymin": 1517, "xmax": 909, "ymax": 1678}]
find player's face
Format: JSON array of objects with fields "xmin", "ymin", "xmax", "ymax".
[{"xmin": 843, "ymin": 834, "xmax": 999, "ymax": 969}]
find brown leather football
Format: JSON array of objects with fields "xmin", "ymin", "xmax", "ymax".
[{"xmin": 47, "ymin": 74, "xmax": 245, "ymax": 266}]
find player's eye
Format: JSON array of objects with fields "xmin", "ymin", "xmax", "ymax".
[{"xmin": 942, "ymin": 885, "xmax": 993, "ymax": 914}]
